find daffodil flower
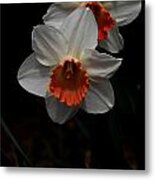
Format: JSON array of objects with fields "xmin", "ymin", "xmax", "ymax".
[
  {"xmin": 43, "ymin": 1, "xmax": 141, "ymax": 53},
  {"xmin": 17, "ymin": 8, "xmax": 122, "ymax": 124}
]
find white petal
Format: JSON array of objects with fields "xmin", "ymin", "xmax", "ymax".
[
  {"xmin": 32, "ymin": 25, "xmax": 68, "ymax": 66},
  {"xmin": 99, "ymin": 26, "xmax": 124, "ymax": 53},
  {"xmin": 82, "ymin": 49, "xmax": 122, "ymax": 80},
  {"xmin": 17, "ymin": 53, "xmax": 50, "ymax": 97},
  {"xmin": 61, "ymin": 7, "xmax": 98, "ymax": 58},
  {"xmin": 43, "ymin": 3, "xmax": 78, "ymax": 28},
  {"xmin": 82, "ymin": 79, "xmax": 114, "ymax": 114},
  {"xmin": 45, "ymin": 92, "xmax": 79, "ymax": 124},
  {"xmin": 105, "ymin": 1, "xmax": 142, "ymax": 26}
]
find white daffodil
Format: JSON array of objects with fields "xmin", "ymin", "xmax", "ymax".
[
  {"xmin": 43, "ymin": 1, "xmax": 141, "ymax": 53},
  {"xmin": 17, "ymin": 8, "xmax": 122, "ymax": 124}
]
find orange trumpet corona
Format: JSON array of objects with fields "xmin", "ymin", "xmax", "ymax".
[
  {"xmin": 81, "ymin": 2, "xmax": 115, "ymax": 40},
  {"xmin": 49, "ymin": 56, "xmax": 89, "ymax": 106}
]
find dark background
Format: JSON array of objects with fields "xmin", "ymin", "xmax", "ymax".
[{"xmin": 1, "ymin": 2, "xmax": 145, "ymax": 169}]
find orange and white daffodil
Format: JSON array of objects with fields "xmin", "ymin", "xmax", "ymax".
[
  {"xmin": 17, "ymin": 8, "xmax": 122, "ymax": 124},
  {"xmin": 43, "ymin": 1, "xmax": 141, "ymax": 53}
]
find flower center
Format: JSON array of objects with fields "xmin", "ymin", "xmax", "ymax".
[
  {"xmin": 49, "ymin": 56, "xmax": 89, "ymax": 107},
  {"xmin": 81, "ymin": 1, "xmax": 115, "ymax": 41}
]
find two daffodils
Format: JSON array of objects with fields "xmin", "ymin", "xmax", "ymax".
[{"xmin": 17, "ymin": 1, "xmax": 141, "ymax": 124}]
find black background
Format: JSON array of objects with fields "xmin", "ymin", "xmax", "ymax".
[{"xmin": 1, "ymin": 2, "xmax": 145, "ymax": 169}]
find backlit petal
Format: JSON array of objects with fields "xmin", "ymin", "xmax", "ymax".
[
  {"xmin": 43, "ymin": 3, "xmax": 78, "ymax": 28},
  {"xmin": 82, "ymin": 49, "xmax": 122, "ymax": 80},
  {"xmin": 99, "ymin": 26, "xmax": 124, "ymax": 53},
  {"xmin": 45, "ymin": 92, "xmax": 80, "ymax": 124},
  {"xmin": 82, "ymin": 79, "xmax": 114, "ymax": 114},
  {"xmin": 61, "ymin": 7, "xmax": 98, "ymax": 58},
  {"xmin": 32, "ymin": 25, "xmax": 68, "ymax": 66},
  {"xmin": 17, "ymin": 53, "xmax": 50, "ymax": 97},
  {"xmin": 105, "ymin": 1, "xmax": 142, "ymax": 26}
]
